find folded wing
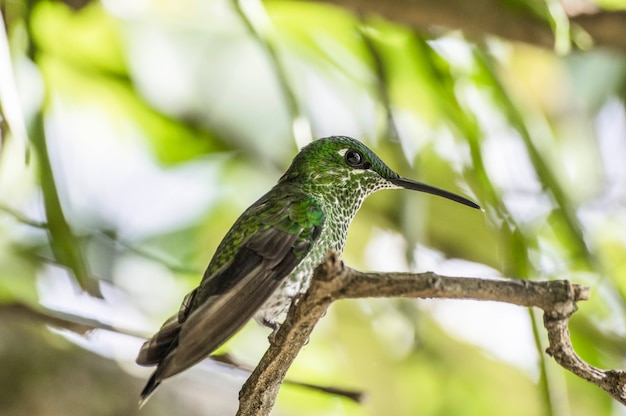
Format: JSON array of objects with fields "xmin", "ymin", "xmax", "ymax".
[{"xmin": 136, "ymin": 191, "xmax": 324, "ymax": 403}]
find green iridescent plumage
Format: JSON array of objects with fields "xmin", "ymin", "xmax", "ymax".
[{"xmin": 136, "ymin": 136, "xmax": 479, "ymax": 404}]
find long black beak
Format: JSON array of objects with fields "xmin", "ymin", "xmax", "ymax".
[{"xmin": 389, "ymin": 177, "xmax": 481, "ymax": 210}]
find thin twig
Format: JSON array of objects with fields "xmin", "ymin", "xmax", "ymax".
[
  {"xmin": 0, "ymin": 207, "xmax": 200, "ymax": 276},
  {"xmin": 0, "ymin": 204, "xmax": 47, "ymax": 228},
  {"xmin": 0, "ymin": 302, "xmax": 147, "ymax": 339},
  {"xmin": 544, "ymin": 308, "xmax": 626, "ymax": 404},
  {"xmin": 212, "ymin": 353, "xmax": 364, "ymax": 403}
]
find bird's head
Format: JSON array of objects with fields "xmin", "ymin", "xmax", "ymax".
[{"xmin": 280, "ymin": 136, "xmax": 480, "ymax": 210}]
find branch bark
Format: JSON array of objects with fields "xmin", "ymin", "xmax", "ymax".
[
  {"xmin": 237, "ymin": 251, "xmax": 625, "ymax": 415},
  {"xmin": 312, "ymin": 0, "xmax": 626, "ymax": 52}
]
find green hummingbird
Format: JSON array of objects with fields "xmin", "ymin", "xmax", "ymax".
[{"xmin": 136, "ymin": 136, "xmax": 479, "ymax": 404}]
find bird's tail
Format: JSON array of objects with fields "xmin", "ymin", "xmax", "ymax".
[
  {"xmin": 137, "ymin": 315, "xmax": 182, "ymax": 366},
  {"xmin": 138, "ymin": 371, "xmax": 160, "ymax": 409}
]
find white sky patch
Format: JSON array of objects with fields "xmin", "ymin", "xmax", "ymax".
[
  {"xmin": 364, "ymin": 231, "xmax": 539, "ymax": 376},
  {"xmin": 422, "ymin": 299, "xmax": 538, "ymax": 377},
  {"xmin": 37, "ymin": 264, "xmax": 151, "ymax": 335},
  {"xmin": 428, "ymin": 36, "xmax": 476, "ymax": 73},
  {"xmin": 292, "ymin": 115, "xmax": 313, "ymax": 148},
  {"xmin": 52, "ymin": 326, "xmax": 147, "ymax": 369},
  {"xmin": 392, "ymin": 109, "xmax": 431, "ymax": 166},
  {"xmin": 363, "ymin": 228, "xmax": 409, "ymax": 272},
  {"xmin": 45, "ymin": 103, "xmax": 224, "ymax": 240},
  {"xmin": 596, "ymin": 99, "xmax": 626, "ymax": 201},
  {"xmin": 412, "ymin": 246, "xmax": 539, "ymax": 377},
  {"xmin": 113, "ymin": 254, "xmax": 192, "ymax": 322}
]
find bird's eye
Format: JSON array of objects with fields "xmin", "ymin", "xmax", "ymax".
[{"xmin": 344, "ymin": 149, "xmax": 370, "ymax": 169}]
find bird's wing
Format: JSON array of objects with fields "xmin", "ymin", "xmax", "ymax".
[{"xmin": 136, "ymin": 191, "xmax": 324, "ymax": 382}]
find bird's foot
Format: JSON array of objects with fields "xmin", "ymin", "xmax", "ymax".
[
  {"xmin": 291, "ymin": 292, "xmax": 304, "ymax": 305},
  {"xmin": 263, "ymin": 318, "xmax": 281, "ymax": 346}
]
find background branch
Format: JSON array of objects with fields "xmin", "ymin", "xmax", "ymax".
[
  {"xmin": 0, "ymin": 302, "xmax": 147, "ymax": 339},
  {"xmin": 236, "ymin": 251, "xmax": 620, "ymax": 415},
  {"xmin": 312, "ymin": 0, "xmax": 626, "ymax": 51},
  {"xmin": 0, "ymin": 302, "xmax": 365, "ymax": 404}
]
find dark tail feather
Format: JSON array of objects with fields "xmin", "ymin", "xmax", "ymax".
[
  {"xmin": 136, "ymin": 316, "xmax": 182, "ymax": 366},
  {"xmin": 138, "ymin": 371, "xmax": 161, "ymax": 409}
]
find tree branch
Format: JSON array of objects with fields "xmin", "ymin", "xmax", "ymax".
[{"xmin": 237, "ymin": 251, "xmax": 626, "ymax": 415}]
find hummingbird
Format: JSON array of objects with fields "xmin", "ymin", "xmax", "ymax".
[{"xmin": 136, "ymin": 136, "xmax": 479, "ymax": 404}]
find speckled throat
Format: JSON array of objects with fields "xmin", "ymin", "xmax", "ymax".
[{"xmin": 254, "ymin": 170, "xmax": 399, "ymax": 325}]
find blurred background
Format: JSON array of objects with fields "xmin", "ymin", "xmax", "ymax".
[{"xmin": 1, "ymin": 0, "xmax": 626, "ymax": 415}]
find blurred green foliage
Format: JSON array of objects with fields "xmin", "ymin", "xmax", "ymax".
[{"xmin": 1, "ymin": 0, "xmax": 626, "ymax": 415}]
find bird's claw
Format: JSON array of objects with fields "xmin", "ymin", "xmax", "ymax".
[{"xmin": 263, "ymin": 319, "xmax": 281, "ymax": 345}]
